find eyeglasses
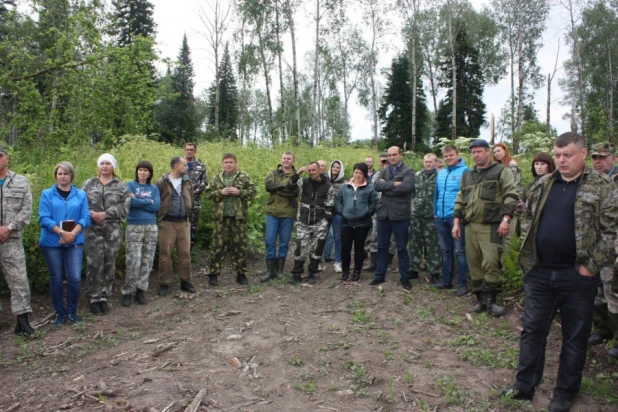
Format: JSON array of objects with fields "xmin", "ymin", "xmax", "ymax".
[{"xmin": 381, "ymin": 160, "xmax": 389, "ymax": 164}]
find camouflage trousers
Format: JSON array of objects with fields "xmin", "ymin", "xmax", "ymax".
[
  {"xmin": 209, "ymin": 217, "xmax": 248, "ymax": 276},
  {"xmin": 365, "ymin": 214, "xmax": 396, "ymax": 254},
  {"xmin": 84, "ymin": 222, "xmax": 124, "ymax": 303},
  {"xmin": 189, "ymin": 197, "xmax": 201, "ymax": 240},
  {"xmin": 408, "ymin": 216, "xmax": 441, "ymax": 274},
  {"xmin": 292, "ymin": 219, "xmax": 329, "ymax": 274},
  {"xmin": 0, "ymin": 239, "xmax": 31, "ymax": 315},
  {"xmin": 593, "ymin": 266, "xmax": 618, "ymax": 336},
  {"xmin": 122, "ymin": 224, "xmax": 158, "ymax": 295}
]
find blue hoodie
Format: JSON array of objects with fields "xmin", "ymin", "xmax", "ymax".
[
  {"xmin": 39, "ymin": 184, "xmax": 90, "ymax": 247},
  {"xmin": 126, "ymin": 180, "xmax": 161, "ymax": 225},
  {"xmin": 433, "ymin": 158, "xmax": 470, "ymax": 219}
]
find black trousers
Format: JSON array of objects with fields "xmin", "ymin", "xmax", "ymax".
[
  {"xmin": 514, "ymin": 266, "xmax": 597, "ymax": 401},
  {"xmin": 341, "ymin": 226, "xmax": 371, "ymax": 273}
]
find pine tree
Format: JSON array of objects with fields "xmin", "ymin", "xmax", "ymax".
[
  {"xmin": 435, "ymin": 24, "xmax": 486, "ymax": 140},
  {"xmin": 154, "ymin": 35, "xmax": 198, "ymax": 144},
  {"xmin": 378, "ymin": 53, "xmax": 429, "ymax": 150},
  {"xmin": 113, "ymin": 0, "xmax": 156, "ymax": 46},
  {"xmin": 207, "ymin": 43, "xmax": 239, "ymax": 139}
]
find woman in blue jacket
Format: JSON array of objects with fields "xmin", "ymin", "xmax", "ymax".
[
  {"xmin": 335, "ymin": 163, "xmax": 378, "ymax": 283},
  {"xmin": 39, "ymin": 162, "xmax": 90, "ymax": 326},
  {"xmin": 121, "ymin": 161, "xmax": 160, "ymax": 307}
]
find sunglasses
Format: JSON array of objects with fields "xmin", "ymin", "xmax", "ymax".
[{"xmin": 381, "ymin": 160, "xmax": 389, "ymax": 164}]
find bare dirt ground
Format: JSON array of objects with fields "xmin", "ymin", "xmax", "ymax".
[{"xmin": 0, "ymin": 253, "xmax": 617, "ymax": 412}]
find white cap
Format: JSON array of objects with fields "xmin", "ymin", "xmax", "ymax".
[{"xmin": 97, "ymin": 153, "xmax": 118, "ymax": 170}]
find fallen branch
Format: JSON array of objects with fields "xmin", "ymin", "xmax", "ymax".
[
  {"xmin": 217, "ymin": 311, "xmax": 242, "ymax": 318},
  {"xmin": 142, "ymin": 333, "xmax": 174, "ymax": 345},
  {"xmin": 318, "ymin": 406, "xmax": 338, "ymax": 411},
  {"xmin": 6, "ymin": 402, "xmax": 20, "ymax": 411},
  {"xmin": 161, "ymin": 401, "xmax": 175, "ymax": 412},
  {"xmin": 137, "ymin": 361, "xmax": 171, "ymax": 375},
  {"xmin": 184, "ymin": 388, "xmax": 207, "ymax": 412},
  {"xmin": 151, "ymin": 343, "xmax": 177, "ymax": 358},
  {"xmin": 408, "ymin": 388, "xmax": 440, "ymax": 398},
  {"xmin": 224, "ymin": 398, "xmax": 263, "ymax": 410}
]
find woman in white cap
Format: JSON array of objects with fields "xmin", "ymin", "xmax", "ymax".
[{"xmin": 81, "ymin": 153, "xmax": 130, "ymax": 315}]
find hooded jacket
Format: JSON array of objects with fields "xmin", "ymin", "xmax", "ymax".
[
  {"xmin": 434, "ymin": 158, "xmax": 469, "ymax": 219},
  {"xmin": 335, "ymin": 178, "xmax": 378, "ymax": 228}
]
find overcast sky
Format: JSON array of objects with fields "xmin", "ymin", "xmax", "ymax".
[{"xmin": 152, "ymin": 0, "xmax": 571, "ymax": 143}]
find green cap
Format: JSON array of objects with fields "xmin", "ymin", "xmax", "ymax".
[{"xmin": 591, "ymin": 142, "xmax": 615, "ymax": 156}]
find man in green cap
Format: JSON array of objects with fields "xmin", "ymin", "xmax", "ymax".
[
  {"xmin": 589, "ymin": 141, "xmax": 618, "ymax": 358},
  {"xmin": 452, "ymin": 139, "xmax": 518, "ymax": 316}
]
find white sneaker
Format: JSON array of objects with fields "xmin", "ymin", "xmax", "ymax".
[{"xmin": 334, "ymin": 262, "xmax": 342, "ymax": 273}]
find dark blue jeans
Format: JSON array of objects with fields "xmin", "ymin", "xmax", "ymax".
[
  {"xmin": 375, "ymin": 219, "xmax": 410, "ymax": 281},
  {"xmin": 435, "ymin": 217, "xmax": 468, "ymax": 286},
  {"xmin": 514, "ymin": 267, "xmax": 597, "ymax": 401},
  {"xmin": 265, "ymin": 215, "xmax": 295, "ymax": 259},
  {"xmin": 324, "ymin": 213, "xmax": 342, "ymax": 262},
  {"xmin": 41, "ymin": 245, "xmax": 83, "ymax": 315}
]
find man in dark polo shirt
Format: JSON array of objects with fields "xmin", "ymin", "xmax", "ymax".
[{"xmin": 501, "ymin": 132, "xmax": 618, "ymax": 412}]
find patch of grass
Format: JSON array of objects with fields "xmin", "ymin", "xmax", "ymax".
[
  {"xmin": 384, "ymin": 351, "xmax": 397, "ymax": 361},
  {"xmin": 288, "ymin": 354, "xmax": 304, "ymax": 367},
  {"xmin": 435, "ymin": 375, "xmax": 468, "ymax": 406},
  {"xmin": 328, "ymin": 381, "xmax": 339, "ymax": 391},
  {"xmin": 329, "ymin": 324, "xmax": 340, "ymax": 331},
  {"xmin": 581, "ymin": 373, "xmax": 618, "ymax": 404},
  {"xmin": 400, "ymin": 293, "xmax": 412, "ymax": 305},
  {"xmin": 345, "ymin": 361, "xmax": 371, "ymax": 388},
  {"xmin": 393, "ymin": 317, "xmax": 403, "ymax": 327},
  {"xmin": 292, "ymin": 372, "xmax": 317, "ymax": 396},
  {"xmin": 351, "ymin": 309, "xmax": 371, "ymax": 324},
  {"xmin": 249, "ymin": 285, "xmax": 264, "ymax": 294},
  {"xmin": 348, "ymin": 301, "xmax": 364, "ymax": 309},
  {"xmin": 377, "ymin": 330, "xmax": 389, "ymax": 345},
  {"xmin": 386, "ymin": 377, "xmax": 396, "ymax": 402},
  {"xmin": 415, "ymin": 307, "xmax": 436, "ymax": 321},
  {"xmin": 403, "ymin": 372, "xmax": 415, "ymax": 384},
  {"xmin": 448, "ymin": 334, "xmax": 478, "ymax": 347},
  {"xmin": 318, "ymin": 340, "xmax": 352, "ymax": 351},
  {"xmin": 461, "ymin": 347, "xmax": 518, "ymax": 370}
]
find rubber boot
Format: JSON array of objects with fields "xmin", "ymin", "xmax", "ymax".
[
  {"xmin": 275, "ymin": 258, "xmax": 286, "ymax": 279},
  {"xmin": 469, "ymin": 291, "xmax": 487, "ymax": 313},
  {"xmin": 288, "ymin": 273, "xmax": 302, "ymax": 284},
  {"xmin": 363, "ymin": 253, "xmax": 376, "ymax": 272},
  {"xmin": 261, "ymin": 259, "xmax": 277, "ymax": 282},
  {"xmin": 14, "ymin": 313, "xmax": 35, "ymax": 337},
  {"xmin": 488, "ymin": 292, "xmax": 505, "ymax": 317}
]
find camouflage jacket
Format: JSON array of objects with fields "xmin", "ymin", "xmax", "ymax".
[
  {"xmin": 1, "ymin": 171, "xmax": 32, "ymax": 238},
  {"xmin": 412, "ymin": 169, "xmax": 437, "ymax": 219},
  {"xmin": 520, "ymin": 167, "xmax": 618, "ymax": 275},
  {"xmin": 506, "ymin": 160, "xmax": 524, "ymax": 215},
  {"xmin": 454, "ymin": 162, "xmax": 518, "ymax": 225},
  {"xmin": 264, "ymin": 165, "xmax": 299, "ymax": 219},
  {"xmin": 81, "ymin": 177, "xmax": 130, "ymax": 223},
  {"xmin": 205, "ymin": 170, "xmax": 256, "ymax": 221},
  {"xmin": 187, "ymin": 158, "xmax": 208, "ymax": 199}
]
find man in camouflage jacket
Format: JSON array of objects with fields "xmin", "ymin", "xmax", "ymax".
[
  {"xmin": 502, "ymin": 133, "xmax": 618, "ymax": 412},
  {"xmin": 0, "ymin": 145, "xmax": 35, "ymax": 336},
  {"xmin": 184, "ymin": 143, "xmax": 208, "ymax": 241},
  {"xmin": 205, "ymin": 153, "xmax": 256, "ymax": 286},
  {"xmin": 408, "ymin": 153, "xmax": 441, "ymax": 284}
]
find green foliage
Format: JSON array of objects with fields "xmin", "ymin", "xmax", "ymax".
[
  {"xmin": 581, "ymin": 373, "xmax": 618, "ymax": 404},
  {"xmin": 502, "ymin": 235, "xmax": 523, "ymax": 292},
  {"xmin": 207, "ymin": 43, "xmax": 239, "ymax": 140}
]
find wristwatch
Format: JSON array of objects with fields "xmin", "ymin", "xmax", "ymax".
[
  {"xmin": 502, "ymin": 217, "xmax": 510, "ymax": 223},
  {"xmin": 59, "ymin": 230, "xmax": 65, "ymax": 236}
]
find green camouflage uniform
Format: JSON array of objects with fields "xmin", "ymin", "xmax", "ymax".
[
  {"xmin": 186, "ymin": 158, "xmax": 208, "ymax": 239},
  {"xmin": 205, "ymin": 169, "xmax": 256, "ymax": 276},
  {"xmin": 82, "ymin": 177, "xmax": 131, "ymax": 303},
  {"xmin": 409, "ymin": 169, "xmax": 441, "ymax": 274},
  {"xmin": 593, "ymin": 167, "xmax": 618, "ymax": 337},
  {"xmin": 454, "ymin": 162, "xmax": 518, "ymax": 293},
  {"xmin": 0, "ymin": 171, "xmax": 33, "ymax": 315},
  {"xmin": 520, "ymin": 167, "xmax": 618, "ymax": 277}
]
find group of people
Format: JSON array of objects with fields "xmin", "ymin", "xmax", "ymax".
[{"xmin": 1, "ymin": 133, "xmax": 618, "ymax": 412}]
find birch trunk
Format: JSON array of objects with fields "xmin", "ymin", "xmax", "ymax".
[
  {"xmin": 275, "ymin": 0, "xmax": 286, "ymax": 143},
  {"xmin": 286, "ymin": 1, "xmax": 301, "ymax": 145},
  {"xmin": 258, "ymin": 30, "xmax": 275, "ymax": 143}
]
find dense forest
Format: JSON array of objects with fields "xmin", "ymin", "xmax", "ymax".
[{"xmin": 1, "ymin": 0, "xmax": 617, "ymax": 156}]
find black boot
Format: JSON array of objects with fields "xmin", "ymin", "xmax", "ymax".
[
  {"xmin": 135, "ymin": 289, "xmax": 147, "ymax": 305},
  {"xmin": 14, "ymin": 313, "xmax": 35, "ymax": 337},
  {"xmin": 261, "ymin": 259, "xmax": 277, "ymax": 282},
  {"xmin": 430, "ymin": 273, "xmax": 441, "ymax": 285},
  {"xmin": 236, "ymin": 273, "xmax": 249, "ymax": 285},
  {"xmin": 488, "ymin": 292, "xmax": 505, "ymax": 317},
  {"xmin": 409, "ymin": 270, "xmax": 419, "ymax": 280},
  {"xmin": 275, "ymin": 258, "xmax": 286, "ymax": 279},
  {"xmin": 121, "ymin": 294, "xmax": 132, "ymax": 307},
  {"xmin": 350, "ymin": 270, "xmax": 361, "ymax": 282},
  {"xmin": 306, "ymin": 273, "xmax": 317, "ymax": 284},
  {"xmin": 288, "ymin": 273, "xmax": 302, "ymax": 284},
  {"xmin": 363, "ymin": 253, "xmax": 376, "ymax": 271},
  {"xmin": 340, "ymin": 271, "xmax": 349, "ymax": 283},
  {"xmin": 208, "ymin": 275, "xmax": 218, "ymax": 287},
  {"xmin": 469, "ymin": 292, "xmax": 487, "ymax": 313}
]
